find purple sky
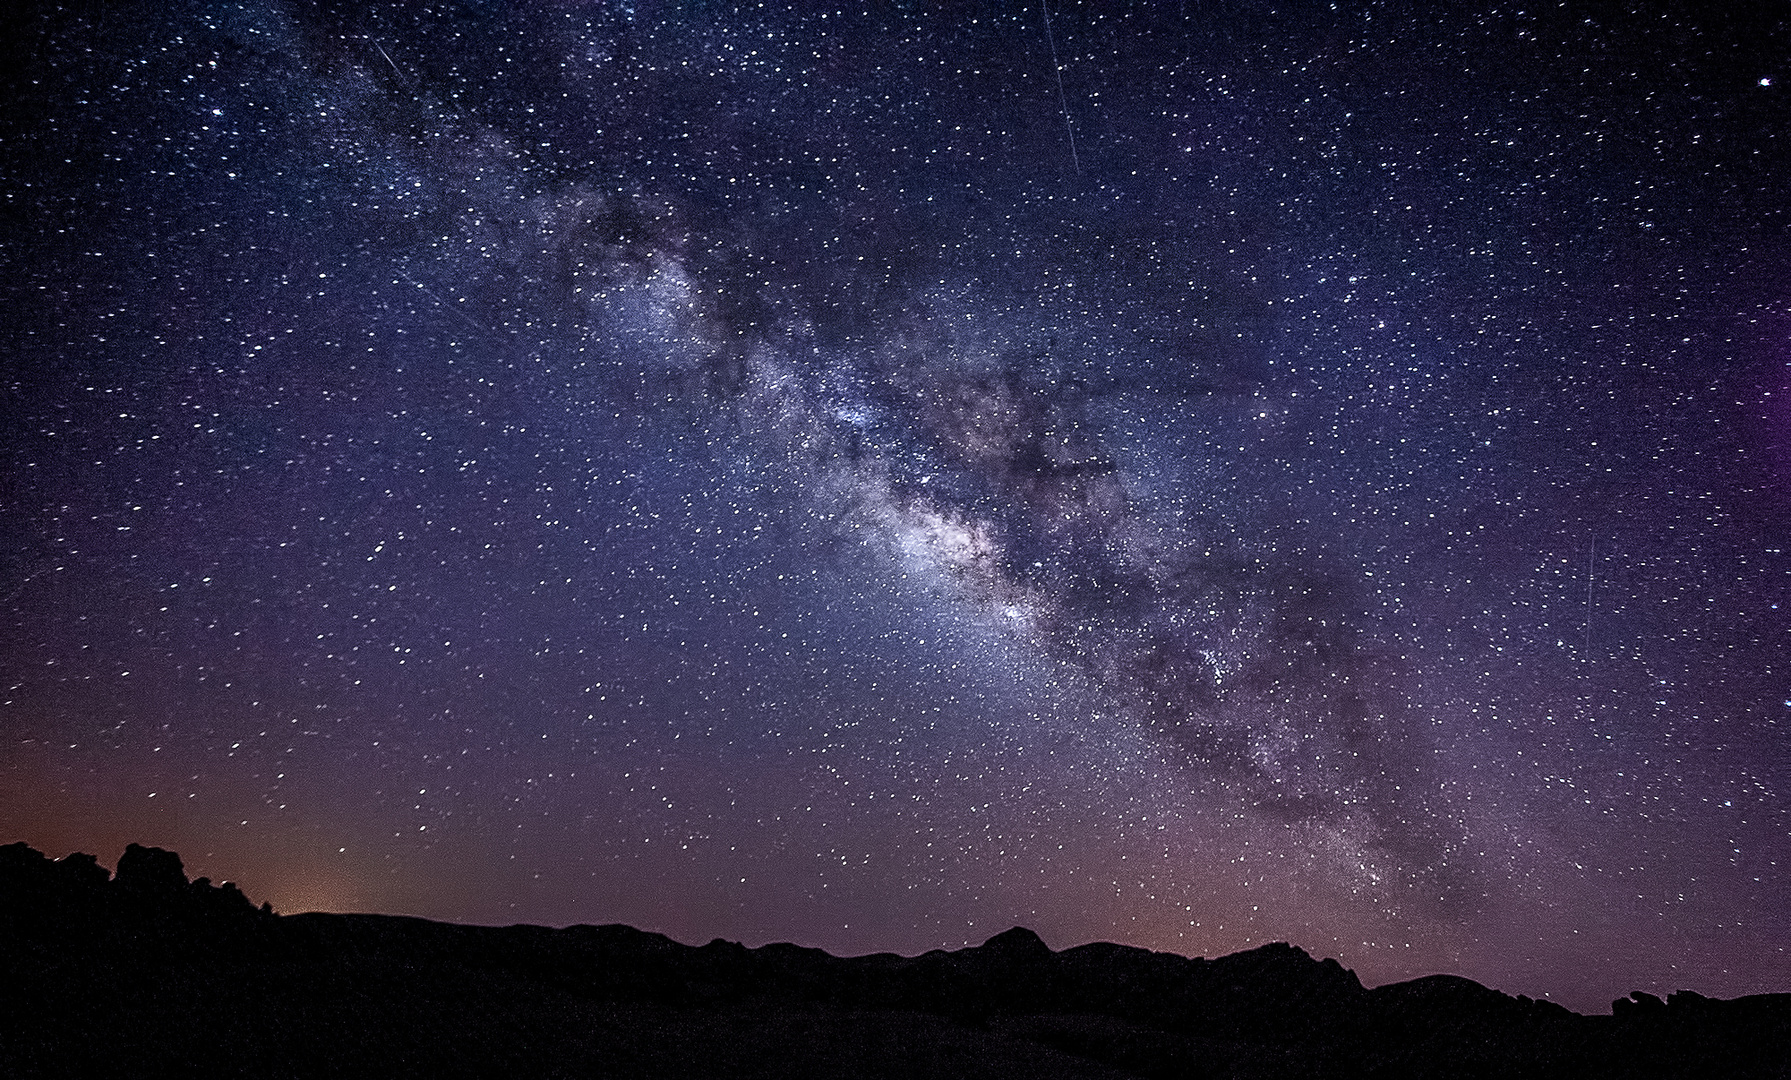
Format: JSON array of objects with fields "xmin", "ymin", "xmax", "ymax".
[{"xmin": 3, "ymin": 0, "xmax": 1787, "ymax": 1014}]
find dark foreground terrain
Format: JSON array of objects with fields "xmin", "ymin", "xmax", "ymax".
[{"xmin": 3, "ymin": 843, "xmax": 1786, "ymax": 1078}]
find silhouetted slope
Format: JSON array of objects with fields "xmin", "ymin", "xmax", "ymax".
[{"xmin": 2, "ymin": 842, "xmax": 1788, "ymax": 1078}]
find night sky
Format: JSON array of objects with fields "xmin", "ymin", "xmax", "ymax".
[{"xmin": 3, "ymin": 0, "xmax": 1788, "ymax": 1013}]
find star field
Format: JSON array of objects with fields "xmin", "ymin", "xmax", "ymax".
[{"xmin": 2, "ymin": 0, "xmax": 1788, "ymax": 1012}]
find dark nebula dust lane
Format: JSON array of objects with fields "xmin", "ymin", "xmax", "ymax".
[{"xmin": 3, "ymin": 1, "xmax": 1788, "ymax": 1013}]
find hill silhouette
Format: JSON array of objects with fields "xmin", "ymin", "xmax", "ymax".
[{"xmin": 2, "ymin": 841, "xmax": 1787, "ymax": 1078}]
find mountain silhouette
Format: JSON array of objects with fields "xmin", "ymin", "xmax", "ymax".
[{"xmin": 2, "ymin": 841, "xmax": 1787, "ymax": 1078}]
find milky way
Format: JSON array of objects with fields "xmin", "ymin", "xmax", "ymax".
[{"xmin": 3, "ymin": 1, "xmax": 1788, "ymax": 1011}]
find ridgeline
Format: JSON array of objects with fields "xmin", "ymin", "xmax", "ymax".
[{"xmin": 3, "ymin": 842, "xmax": 1786, "ymax": 1078}]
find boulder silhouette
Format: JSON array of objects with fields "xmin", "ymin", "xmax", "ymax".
[
  {"xmin": 56, "ymin": 851, "xmax": 110, "ymax": 888},
  {"xmin": 114, "ymin": 843, "xmax": 188, "ymax": 894}
]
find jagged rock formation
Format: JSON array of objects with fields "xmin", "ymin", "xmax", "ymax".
[{"xmin": 2, "ymin": 842, "xmax": 1787, "ymax": 1078}]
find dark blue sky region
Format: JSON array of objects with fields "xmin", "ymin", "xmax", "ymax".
[{"xmin": 2, "ymin": 0, "xmax": 1788, "ymax": 1013}]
